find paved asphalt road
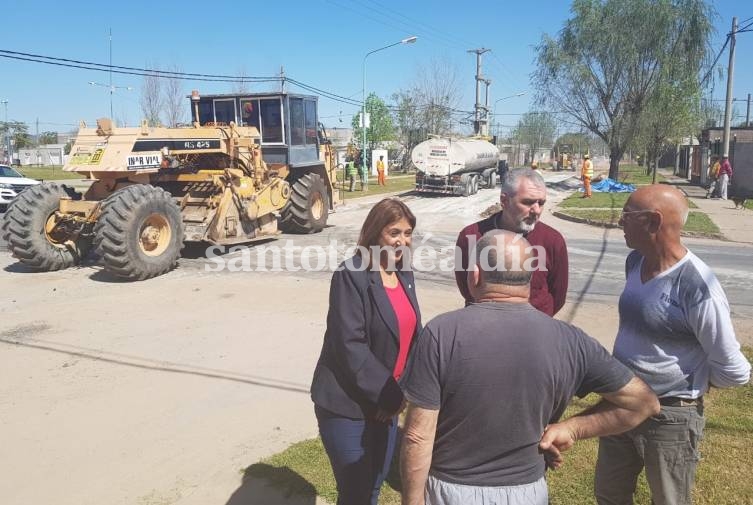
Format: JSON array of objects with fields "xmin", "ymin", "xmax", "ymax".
[{"xmin": 2, "ymin": 206, "xmax": 752, "ymax": 327}]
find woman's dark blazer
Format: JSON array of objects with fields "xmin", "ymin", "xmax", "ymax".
[{"xmin": 311, "ymin": 255, "xmax": 422, "ymax": 419}]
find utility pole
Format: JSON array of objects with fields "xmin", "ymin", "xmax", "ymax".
[
  {"xmin": 468, "ymin": 48, "xmax": 490, "ymax": 136},
  {"xmin": 746, "ymin": 93, "xmax": 751, "ymax": 127},
  {"xmin": 1, "ymin": 100, "xmax": 8, "ymax": 164},
  {"xmin": 482, "ymin": 79, "xmax": 491, "ymax": 137},
  {"xmin": 109, "ymin": 28, "xmax": 113, "ymax": 120},
  {"xmin": 280, "ymin": 66, "xmax": 285, "ymax": 93},
  {"xmin": 722, "ymin": 17, "xmax": 737, "ymax": 157}
]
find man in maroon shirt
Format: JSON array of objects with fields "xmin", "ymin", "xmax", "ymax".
[{"xmin": 455, "ymin": 168, "xmax": 569, "ymax": 316}]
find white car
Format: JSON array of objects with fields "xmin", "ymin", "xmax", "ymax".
[{"xmin": 0, "ymin": 165, "xmax": 40, "ymax": 210}]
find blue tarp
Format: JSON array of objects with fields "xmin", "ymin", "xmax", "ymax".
[{"xmin": 585, "ymin": 178, "xmax": 636, "ymax": 193}]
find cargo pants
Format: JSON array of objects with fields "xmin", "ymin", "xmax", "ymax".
[{"xmin": 594, "ymin": 404, "xmax": 705, "ymax": 505}]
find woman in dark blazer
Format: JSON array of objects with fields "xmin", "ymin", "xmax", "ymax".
[{"xmin": 311, "ymin": 198, "xmax": 422, "ymax": 505}]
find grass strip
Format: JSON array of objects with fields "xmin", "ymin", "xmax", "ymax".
[
  {"xmin": 15, "ymin": 165, "xmax": 81, "ymax": 180},
  {"xmin": 245, "ymin": 348, "xmax": 752, "ymax": 505}
]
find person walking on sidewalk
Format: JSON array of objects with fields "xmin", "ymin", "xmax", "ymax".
[
  {"xmin": 595, "ymin": 185, "xmax": 751, "ymax": 505},
  {"xmin": 581, "ymin": 153, "xmax": 593, "ymax": 198},
  {"xmin": 706, "ymin": 156, "xmax": 720, "ymax": 199},
  {"xmin": 377, "ymin": 155, "xmax": 386, "ymax": 186},
  {"xmin": 718, "ymin": 155, "xmax": 733, "ymax": 200}
]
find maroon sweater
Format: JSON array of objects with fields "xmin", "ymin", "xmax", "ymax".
[{"xmin": 454, "ymin": 213, "xmax": 569, "ymax": 316}]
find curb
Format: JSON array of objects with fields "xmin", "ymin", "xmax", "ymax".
[
  {"xmin": 552, "ymin": 210, "xmax": 621, "ymax": 229},
  {"xmin": 552, "ymin": 210, "xmax": 727, "ymax": 240}
]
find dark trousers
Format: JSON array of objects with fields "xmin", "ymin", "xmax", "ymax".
[{"xmin": 315, "ymin": 405, "xmax": 398, "ymax": 505}]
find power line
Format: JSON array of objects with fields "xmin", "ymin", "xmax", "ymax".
[
  {"xmin": 700, "ymin": 35, "xmax": 730, "ymax": 86},
  {"xmin": 0, "ymin": 46, "xmax": 502, "ymax": 120},
  {"xmin": 0, "ymin": 49, "xmax": 279, "ymax": 81}
]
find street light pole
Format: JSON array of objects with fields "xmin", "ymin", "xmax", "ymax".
[
  {"xmin": 362, "ymin": 36, "xmax": 417, "ymax": 190},
  {"xmin": 491, "ymin": 92, "xmax": 526, "ymax": 144},
  {"xmin": 1, "ymin": 100, "xmax": 8, "ymax": 164}
]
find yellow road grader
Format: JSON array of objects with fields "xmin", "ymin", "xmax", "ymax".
[{"xmin": 1, "ymin": 91, "xmax": 340, "ymax": 280}]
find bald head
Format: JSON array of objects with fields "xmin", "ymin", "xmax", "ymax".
[
  {"xmin": 628, "ymin": 185, "xmax": 688, "ymax": 233},
  {"xmin": 469, "ymin": 230, "xmax": 533, "ymax": 302}
]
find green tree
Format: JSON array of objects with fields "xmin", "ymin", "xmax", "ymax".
[
  {"xmin": 38, "ymin": 131, "xmax": 58, "ymax": 145},
  {"xmin": 632, "ymin": 73, "xmax": 700, "ymax": 178},
  {"xmin": 352, "ymin": 93, "xmax": 395, "ymax": 163},
  {"xmin": 534, "ymin": 0, "xmax": 714, "ymax": 179},
  {"xmin": 555, "ymin": 131, "xmax": 592, "ymax": 157},
  {"xmin": 511, "ymin": 112, "xmax": 557, "ymax": 159},
  {"xmin": 0, "ymin": 121, "xmax": 32, "ymax": 150}
]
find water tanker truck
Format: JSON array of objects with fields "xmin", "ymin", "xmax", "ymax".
[{"xmin": 412, "ymin": 137, "xmax": 500, "ymax": 196}]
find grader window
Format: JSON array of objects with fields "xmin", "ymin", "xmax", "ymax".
[
  {"xmin": 213, "ymin": 99, "xmax": 237, "ymax": 125},
  {"xmin": 195, "ymin": 102, "xmax": 212, "ymax": 125},
  {"xmin": 305, "ymin": 100, "xmax": 317, "ymax": 146},
  {"xmin": 260, "ymin": 98, "xmax": 283, "ymax": 144},
  {"xmin": 289, "ymin": 98, "xmax": 305, "ymax": 146}
]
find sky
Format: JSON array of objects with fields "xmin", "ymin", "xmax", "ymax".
[{"xmin": 1, "ymin": 0, "xmax": 751, "ymax": 139}]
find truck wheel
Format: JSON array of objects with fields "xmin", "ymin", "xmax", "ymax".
[
  {"xmin": 94, "ymin": 185, "xmax": 184, "ymax": 280},
  {"xmin": 471, "ymin": 175, "xmax": 480, "ymax": 195},
  {"xmin": 280, "ymin": 173, "xmax": 329, "ymax": 233},
  {"xmin": 461, "ymin": 175, "xmax": 473, "ymax": 197},
  {"xmin": 489, "ymin": 172, "xmax": 497, "ymax": 188},
  {"xmin": 3, "ymin": 182, "xmax": 84, "ymax": 271}
]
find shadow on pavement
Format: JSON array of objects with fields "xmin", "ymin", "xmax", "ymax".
[{"xmin": 227, "ymin": 464, "xmax": 318, "ymax": 505}]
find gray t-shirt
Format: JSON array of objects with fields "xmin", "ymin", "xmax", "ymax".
[
  {"xmin": 400, "ymin": 302, "xmax": 634, "ymax": 487},
  {"xmin": 613, "ymin": 250, "xmax": 750, "ymax": 396}
]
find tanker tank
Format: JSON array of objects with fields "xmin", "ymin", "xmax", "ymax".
[{"xmin": 412, "ymin": 137, "xmax": 501, "ymax": 196}]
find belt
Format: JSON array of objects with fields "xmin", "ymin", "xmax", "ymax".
[{"xmin": 659, "ymin": 396, "xmax": 703, "ymax": 407}]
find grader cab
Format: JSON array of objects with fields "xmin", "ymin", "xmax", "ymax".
[{"xmin": 1, "ymin": 91, "xmax": 340, "ymax": 280}]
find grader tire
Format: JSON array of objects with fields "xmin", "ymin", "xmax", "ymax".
[
  {"xmin": 3, "ymin": 182, "xmax": 83, "ymax": 271},
  {"xmin": 94, "ymin": 185, "xmax": 184, "ymax": 281},
  {"xmin": 280, "ymin": 173, "xmax": 329, "ymax": 234}
]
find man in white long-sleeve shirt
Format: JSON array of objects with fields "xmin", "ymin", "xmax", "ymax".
[{"xmin": 595, "ymin": 185, "xmax": 751, "ymax": 505}]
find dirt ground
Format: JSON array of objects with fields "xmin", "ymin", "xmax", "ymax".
[{"xmin": 0, "ymin": 176, "xmax": 749, "ymax": 505}]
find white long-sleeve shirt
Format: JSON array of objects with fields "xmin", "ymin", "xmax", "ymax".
[{"xmin": 613, "ymin": 250, "xmax": 750, "ymax": 398}]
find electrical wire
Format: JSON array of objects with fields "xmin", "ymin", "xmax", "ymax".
[
  {"xmin": 0, "ymin": 49, "xmax": 279, "ymax": 81},
  {"xmin": 700, "ymin": 35, "xmax": 730, "ymax": 86}
]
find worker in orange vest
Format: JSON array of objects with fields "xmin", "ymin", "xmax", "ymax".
[
  {"xmin": 377, "ymin": 155, "xmax": 386, "ymax": 186},
  {"xmin": 581, "ymin": 154, "xmax": 593, "ymax": 198}
]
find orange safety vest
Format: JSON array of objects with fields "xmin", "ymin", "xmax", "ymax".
[{"xmin": 581, "ymin": 159, "xmax": 593, "ymax": 178}]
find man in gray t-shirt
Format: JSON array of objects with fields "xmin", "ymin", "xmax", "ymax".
[
  {"xmin": 595, "ymin": 185, "xmax": 750, "ymax": 505},
  {"xmin": 399, "ymin": 230, "xmax": 659, "ymax": 505}
]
